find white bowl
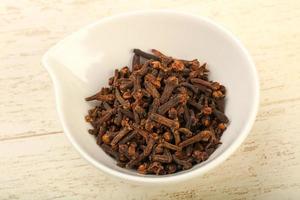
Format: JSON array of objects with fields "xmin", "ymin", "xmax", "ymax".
[{"xmin": 42, "ymin": 10, "xmax": 259, "ymax": 184}]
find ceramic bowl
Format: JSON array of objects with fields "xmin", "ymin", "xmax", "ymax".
[{"xmin": 42, "ymin": 10, "xmax": 259, "ymax": 184}]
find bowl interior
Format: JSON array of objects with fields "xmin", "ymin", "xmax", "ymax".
[{"xmin": 43, "ymin": 11, "xmax": 258, "ymax": 183}]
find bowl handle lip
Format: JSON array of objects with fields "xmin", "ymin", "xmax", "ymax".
[{"xmin": 41, "ymin": 10, "xmax": 260, "ymax": 184}]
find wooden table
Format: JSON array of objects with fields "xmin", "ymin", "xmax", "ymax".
[{"xmin": 1, "ymin": 1, "xmax": 300, "ymax": 199}]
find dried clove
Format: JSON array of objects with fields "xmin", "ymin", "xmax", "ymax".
[
  {"xmin": 119, "ymin": 108, "xmax": 134, "ymax": 120},
  {"xmin": 191, "ymin": 78, "xmax": 220, "ymax": 91},
  {"xmin": 160, "ymin": 76, "xmax": 179, "ymax": 104},
  {"xmin": 180, "ymin": 82, "xmax": 198, "ymax": 94},
  {"xmin": 151, "ymin": 154, "xmax": 172, "ymax": 163},
  {"xmin": 85, "ymin": 49, "xmax": 229, "ymax": 175},
  {"xmin": 133, "ymin": 49, "xmax": 159, "ymax": 61},
  {"xmin": 97, "ymin": 108, "xmax": 116, "ymax": 125},
  {"xmin": 213, "ymin": 108, "xmax": 229, "ymax": 123},
  {"xmin": 111, "ymin": 127, "xmax": 132, "ymax": 146},
  {"xmin": 187, "ymin": 99, "xmax": 203, "ymax": 110},
  {"xmin": 85, "ymin": 93, "xmax": 115, "ymax": 102},
  {"xmin": 149, "ymin": 113, "xmax": 180, "ymax": 129},
  {"xmin": 172, "ymin": 155, "xmax": 192, "ymax": 170},
  {"xmin": 177, "ymin": 128, "xmax": 193, "ymax": 138},
  {"xmin": 119, "ymin": 130, "xmax": 137, "ymax": 144},
  {"xmin": 158, "ymin": 94, "xmax": 187, "ymax": 115},
  {"xmin": 173, "ymin": 130, "xmax": 181, "ymax": 145},
  {"xmin": 144, "ymin": 80, "xmax": 160, "ymax": 98},
  {"xmin": 179, "ymin": 131, "xmax": 211, "ymax": 148},
  {"xmin": 215, "ymin": 98, "xmax": 225, "ymax": 113},
  {"xmin": 132, "ymin": 54, "xmax": 140, "ymax": 71},
  {"xmin": 161, "ymin": 141, "xmax": 182, "ymax": 152},
  {"xmin": 115, "ymin": 88, "xmax": 130, "ymax": 109}
]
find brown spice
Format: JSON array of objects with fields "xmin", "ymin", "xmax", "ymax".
[
  {"xmin": 149, "ymin": 113, "xmax": 180, "ymax": 129},
  {"xmin": 179, "ymin": 131, "xmax": 212, "ymax": 148},
  {"xmin": 85, "ymin": 49, "xmax": 229, "ymax": 175},
  {"xmin": 160, "ymin": 76, "xmax": 179, "ymax": 104},
  {"xmin": 158, "ymin": 94, "xmax": 187, "ymax": 115},
  {"xmin": 161, "ymin": 141, "xmax": 182, "ymax": 152},
  {"xmin": 110, "ymin": 127, "xmax": 132, "ymax": 146}
]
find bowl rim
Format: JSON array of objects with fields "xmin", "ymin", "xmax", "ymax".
[{"xmin": 42, "ymin": 10, "xmax": 260, "ymax": 184}]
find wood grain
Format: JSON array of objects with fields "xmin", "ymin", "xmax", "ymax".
[{"xmin": 1, "ymin": 0, "xmax": 300, "ymax": 199}]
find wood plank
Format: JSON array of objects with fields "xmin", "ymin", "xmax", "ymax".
[
  {"xmin": 1, "ymin": 0, "xmax": 299, "ymax": 141},
  {"xmin": 1, "ymin": 0, "xmax": 300, "ymax": 199},
  {"xmin": 1, "ymin": 100, "xmax": 299, "ymax": 199}
]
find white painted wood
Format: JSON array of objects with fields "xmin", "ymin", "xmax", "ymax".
[{"xmin": 1, "ymin": 0, "xmax": 300, "ymax": 199}]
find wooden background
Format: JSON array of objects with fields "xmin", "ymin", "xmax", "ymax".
[{"xmin": 1, "ymin": 0, "xmax": 300, "ymax": 199}]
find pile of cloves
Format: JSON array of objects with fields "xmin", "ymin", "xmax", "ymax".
[{"xmin": 85, "ymin": 49, "xmax": 229, "ymax": 175}]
